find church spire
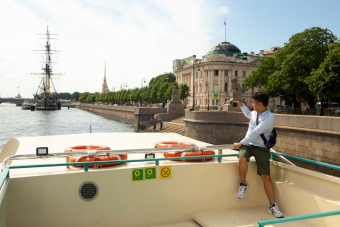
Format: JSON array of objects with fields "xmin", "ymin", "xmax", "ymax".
[
  {"xmin": 104, "ymin": 59, "xmax": 106, "ymax": 82},
  {"xmin": 102, "ymin": 59, "xmax": 109, "ymax": 93}
]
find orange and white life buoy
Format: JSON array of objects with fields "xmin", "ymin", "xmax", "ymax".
[
  {"xmin": 164, "ymin": 150, "xmax": 215, "ymax": 162},
  {"xmin": 154, "ymin": 141, "xmax": 196, "ymax": 148},
  {"xmin": 154, "ymin": 141, "xmax": 214, "ymax": 162},
  {"xmin": 64, "ymin": 145, "xmax": 127, "ymax": 167}
]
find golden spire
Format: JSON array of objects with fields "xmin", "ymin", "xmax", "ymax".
[{"xmin": 104, "ymin": 59, "xmax": 106, "ymax": 82}]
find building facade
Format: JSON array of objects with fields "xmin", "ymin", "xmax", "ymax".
[{"xmin": 174, "ymin": 41, "xmax": 280, "ymax": 109}]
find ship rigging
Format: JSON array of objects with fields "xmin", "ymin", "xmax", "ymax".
[{"xmin": 32, "ymin": 26, "xmax": 62, "ymax": 110}]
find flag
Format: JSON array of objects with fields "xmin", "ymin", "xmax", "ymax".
[{"xmin": 224, "ymin": 21, "xmax": 226, "ymax": 25}]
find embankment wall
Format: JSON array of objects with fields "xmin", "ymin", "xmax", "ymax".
[
  {"xmin": 77, "ymin": 105, "xmax": 168, "ymax": 128},
  {"xmin": 184, "ymin": 111, "xmax": 340, "ymax": 176}
]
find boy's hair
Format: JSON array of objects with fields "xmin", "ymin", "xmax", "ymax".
[{"xmin": 252, "ymin": 92, "xmax": 269, "ymax": 106}]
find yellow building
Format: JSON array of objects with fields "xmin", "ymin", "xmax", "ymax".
[{"xmin": 174, "ymin": 41, "xmax": 281, "ymax": 109}]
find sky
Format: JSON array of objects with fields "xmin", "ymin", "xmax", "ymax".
[{"xmin": 0, "ymin": 0, "xmax": 340, "ymax": 98}]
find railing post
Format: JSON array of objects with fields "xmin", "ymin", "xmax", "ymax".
[
  {"xmin": 155, "ymin": 160, "xmax": 159, "ymax": 166},
  {"xmin": 218, "ymin": 157, "xmax": 222, "ymax": 163},
  {"xmin": 270, "ymin": 152, "xmax": 275, "ymax": 161},
  {"xmin": 84, "ymin": 164, "xmax": 88, "ymax": 172},
  {"xmin": 6, "ymin": 171, "xmax": 9, "ymax": 178}
]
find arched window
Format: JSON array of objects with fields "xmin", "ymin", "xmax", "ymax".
[
  {"xmin": 225, "ymin": 82, "xmax": 228, "ymax": 92},
  {"xmin": 214, "ymin": 83, "xmax": 218, "ymax": 92}
]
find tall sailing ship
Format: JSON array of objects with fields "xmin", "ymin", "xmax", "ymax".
[{"xmin": 33, "ymin": 26, "xmax": 61, "ymax": 110}]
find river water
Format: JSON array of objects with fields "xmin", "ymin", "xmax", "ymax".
[{"xmin": 0, "ymin": 103, "xmax": 134, "ymax": 151}]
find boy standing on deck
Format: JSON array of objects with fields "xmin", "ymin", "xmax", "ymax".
[{"xmin": 232, "ymin": 92, "xmax": 284, "ymax": 218}]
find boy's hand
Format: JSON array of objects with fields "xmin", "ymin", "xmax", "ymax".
[
  {"xmin": 233, "ymin": 142, "xmax": 242, "ymax": 149},
  {"xmin": 233, "ymin": 101, "xmax": 243, "ymax": 109}
]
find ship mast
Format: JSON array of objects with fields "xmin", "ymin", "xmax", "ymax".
[
  {"xmin": 44, "ymin": 26, "xmax": 52, "ymax": 93},
  {"xmin": 32, "ymin": 26, "xmax": 62, "ymax": 94}
]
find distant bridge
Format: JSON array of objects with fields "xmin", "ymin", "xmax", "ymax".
[
  {"xmin": 0, "ymin": 98, "xmax": 77, "ymax": 107},
  {"xmin": 0, "ymin": 98, "xmax": 34, "ymax": 106}
]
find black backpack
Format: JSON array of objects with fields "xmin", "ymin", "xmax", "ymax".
[{"xmin": 256, "ymin": 113, "xmax": 277, "ymax": 149}]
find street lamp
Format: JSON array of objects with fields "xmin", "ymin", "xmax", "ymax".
[
  {"xmin": 320, "ymin": 28, "xmax": 334, "ymax": 116},
  {"xmin": 192, "ymin": 60, "xmax": 200, "ymax": 110},
  {"xmin": 205, "ymin": 81, "xmax": 209, "ymax": 110},
  {"xmin": 112, "ymin": 86, "xmax": 115, "ymax": 92},
  {"xmin": 141, "ymin": 78, "xmax": 146, "ymax": 88},
  {"xmin": 123, "ymin": 83, "xmax": 127, "ymax": 89}
]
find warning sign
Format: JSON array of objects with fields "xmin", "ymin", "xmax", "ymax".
[
  {"xmin": 160, "ymin": 166, "xmax": 172, "ymax": 179},
  {"xmin": 132, "ymin": 169, "xmax": 144, "ymax": 181},
  {"xmin": 145, "ymin": 167, "xmax": 156, "ymax": 180}
]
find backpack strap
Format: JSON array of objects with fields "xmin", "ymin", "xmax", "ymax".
[{"xmin": 256, "ymin": 113, "xmax": 268, "ymax": 145}]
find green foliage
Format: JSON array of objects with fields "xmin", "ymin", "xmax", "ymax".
[
  {"xmin": 243, "ymin": 57, "xmax": 276, "ymax": 91},
  {"xmin": 59, "ymin": 92, "xmax": 72, "ymax": 100},
  {"xmin": 243, "ymin": 27, "xmax": 337, "ymax": 108},
  {"xmin": 179, "ymin": 83, "xmax": 190, "ymax": 101},
  {"xmin": 79, "ymin": 72, "xmax": 188, "ymax": 105},
  {"xmin": 71, "ymin": 92, "xmax": 81, "ymax": 101},
  {"xmin": 306, "ymin": 42, "xmax": 340, "ymax": 101}
]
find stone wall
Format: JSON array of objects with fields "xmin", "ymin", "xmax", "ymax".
[
  {"xmin": 184, "ymin": 111, "xmax": 340, "ymax": 176},
  {"xmin": 77, "ymin": 105, "xmax": 137, "ymax": 125},
  {"xmin": 77, "ymin": 105, "xmax": 168, "ymax": 128}
]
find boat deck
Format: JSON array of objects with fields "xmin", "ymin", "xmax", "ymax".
[{"xmin": 1, "ymin": 133, "xmax": 339, "ymax": 227}]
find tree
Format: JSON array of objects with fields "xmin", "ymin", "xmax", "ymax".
[
  {"xmin": 59, "ymin": 92, "xmax": 72, "ymax": 100},
  {"xmin": 243, "ymin": 57, "xmax": 276, "ymax": 91},
  {"xmin": 243, "ymin": 27, "xmax": 336, "ymax": 108},
  {"xmin": 72, "ymin": 92, "xmax": 81, "ymax": 101},
  {"xmin": 179, "ymin": 83, "xmax": 190, "ymax": 101},
  {"xmin": 306, "ymin": 42, "xmax": 340, "ymax": 110}
]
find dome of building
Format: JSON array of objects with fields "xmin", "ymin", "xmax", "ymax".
[{"xmin": 207, "ymin": 42, "xmax": 241, "ymax": 56}]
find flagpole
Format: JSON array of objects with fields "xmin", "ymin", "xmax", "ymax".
[{"xmin": 224, "ymin": 18, "xmax": 226, "ymax": 42}]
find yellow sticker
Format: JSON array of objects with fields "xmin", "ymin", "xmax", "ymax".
[{"xmin": 160, "ymin": 166, "xmax": 172, "ymax": 179}]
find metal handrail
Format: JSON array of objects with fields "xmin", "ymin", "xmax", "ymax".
[
  {"xmin": 0, "ymin": 144, "xmax": 233, "ymax": 172},
  {"xmin": 258, "ymin": 210, "xmax": 340, "ymax": 227},
  {"xmin": 270, "ymin": 150, "xmax": 340, "ymax": 171}
]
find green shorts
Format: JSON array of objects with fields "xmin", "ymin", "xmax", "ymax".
[{"xmin": 237, "ymin": 145, "xmax": 270, "ymax": 176}]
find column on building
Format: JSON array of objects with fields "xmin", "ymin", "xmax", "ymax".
[{"xmin": 222, "ymin": 69, "xmax": 225, "ymax": 104}]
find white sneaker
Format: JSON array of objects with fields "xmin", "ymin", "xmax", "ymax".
[
  {"xmin": 237, "ymin": 183, "xmax": 248, "ymax": 199},
  {"xmin": 268, "ymin": 203, "xmax": 284, "ymax": 218}
]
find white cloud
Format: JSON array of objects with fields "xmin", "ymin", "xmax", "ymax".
[
  {"xmin": 0, "ymin": 0, "xmax": 217, "ymax": 98},
  {"xmin": 217, "ymin": 6, "xmax": 230, "ymax": 15}
]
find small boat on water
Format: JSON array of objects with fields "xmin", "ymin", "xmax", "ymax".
[{"xmin": 21, "ymin": 100, "xmax": 31, "ymax": 110}]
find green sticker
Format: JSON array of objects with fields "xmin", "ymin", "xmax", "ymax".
[
  {"xmin": 145, "ymin": 167, "xmax": 156, "ymax": 180},
  {"xmin": 132, "ymin": 169, "xmax": 144, "ymax": 181}
]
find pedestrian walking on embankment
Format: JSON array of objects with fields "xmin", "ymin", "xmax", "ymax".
[
  {"xmin": 232, "ymin": 92, "xmax": 284, "ymax": 219},
  {"xmin": 158, "ymin": 117, "xmax": 163, "ymax": 130}
]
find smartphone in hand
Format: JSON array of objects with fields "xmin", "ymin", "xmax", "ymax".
[{"xmin": 232, "ymin": 102, "xmax": 238, "ymax": 107}]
